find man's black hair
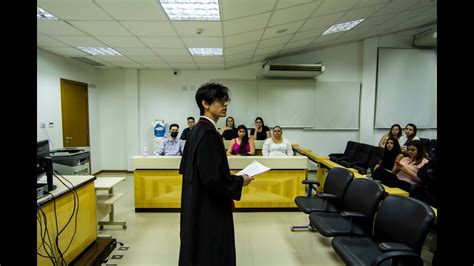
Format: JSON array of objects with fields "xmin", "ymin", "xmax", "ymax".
[
  {"xmin": 187, "ymin": 116, "xmax": 195, "ymax": 121},
  {"xmin": 195, "ymin": 82, "xmax": 230, "ymax": 115},
  {"xmin": 169, "ymin": 123, "xmax": 179, "ymax": 130}
]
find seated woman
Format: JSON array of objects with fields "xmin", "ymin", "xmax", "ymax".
[
  {"xmin": 378, "ymin": 124, "xmax": 402, "ymax": 148},
  {"xmin": 372, "ymin": 140, "xmax": 428, "ymax": 191},
  {"xmin": 399, "ymin": 123, "xmax": 420, "ymax": 153},
  {"xmin": 250, "ymin": 117, "xmax": 271, "ymax": 140},
  {"xmin": 262, "ymin": 126, "xmax": 294, "ymax": 156},
  {"xmin": 219, "ymin": 116, "xmax": 238, "ymax": 140},
  {"xmin": 226, "ymin": 125, "xmax": 255, "ymax": 156},
  {"xmin": 374, "ymin": 136, "xmax": 404, "ymax": 171},
  {"xmin": 410, "ymin": 146, "xmax": 438, "ymax": 208}
]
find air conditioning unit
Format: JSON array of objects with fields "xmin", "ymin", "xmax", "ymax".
[
  {"xmin": 261, "ymin": 63, "xmax": 325, "ymax": 78},
  {"xmin": 413, "ymin": 28, "xmax": 437, "ymax": 47}
]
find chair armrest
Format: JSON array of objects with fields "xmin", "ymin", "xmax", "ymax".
[
  {"xmin": 318, "ymin": 193, "xmax": 337, "ymax": 199},
  {"xmin": 340, "ymin": 211, "xmax": 367, "ymax": 219},
  {"xmin": 302, "ymin": 179, "xmax": 320, "ymax": 186},
  {"xmin": 371, "ymin": 251, "xmax": 423, "ymax": 266},
  {"xmin": 378, "ymin": 242, "xmax": 415, "ymax": 253}
]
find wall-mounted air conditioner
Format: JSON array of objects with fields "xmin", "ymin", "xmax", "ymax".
[
  {"xmin": 413, "ymin": 28, "xmax": 437, "ymax": 47},
  {"xmin": 261, "ymin": 63, "xmax": 325, "ymax": 78}
]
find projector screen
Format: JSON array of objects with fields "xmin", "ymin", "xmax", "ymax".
[{"xmin": 375, "ymin": 48, "xmax": 437, "ymax": 129}]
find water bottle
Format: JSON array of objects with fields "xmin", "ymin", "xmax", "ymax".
[
  {"xmin": 366, "ymin": 168, "xmax": 372, "ymax": 179},
  {"xmin": 143, "ymin": 146, "xmax": 149, "ymax": 157}
]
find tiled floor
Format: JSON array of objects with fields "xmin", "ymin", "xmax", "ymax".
[{"xmin": 96, "ymin": 172, "xmax": 435, "ymax": 266}]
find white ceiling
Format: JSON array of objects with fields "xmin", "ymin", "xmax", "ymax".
[{"xmin": 37, "ymin": 0, "xmax": 437, "ymax": 70}]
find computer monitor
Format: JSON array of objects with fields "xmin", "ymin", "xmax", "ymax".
[{"xmin": 37, "ymin": 140, "xmax": 56, "ymax": 192}]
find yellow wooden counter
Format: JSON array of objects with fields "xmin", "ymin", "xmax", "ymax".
[
  {"xmin": 37, "ymin": 175, "xmax": 97, "ymax": 265},
  {"xmin": 132, "ymin": 155, "xmax": 308, "ymax": 210}
]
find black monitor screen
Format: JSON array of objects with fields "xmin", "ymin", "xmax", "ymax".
[{"xmin": 37, "ymin": 140, "xmax": 50, "ymax": 178}]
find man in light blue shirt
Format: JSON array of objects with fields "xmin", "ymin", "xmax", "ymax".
[{"xmin": 155, "ymin": 123, "xmax": 184, "ymax": 156}]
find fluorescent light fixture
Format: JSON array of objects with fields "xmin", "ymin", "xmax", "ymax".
[
  {"xmin": 76, "ymin": 47, "xmax": 123, "ymax": 56},
  {"xmin": 159, "ymin": 0, "xmax": 220, "ymax": 21},
  {"xmin": 37, "ymin": 7, "xmax": 58, "ymax": 20},
  {"xmin": 322, "ymin": 19, "xmax": 365, "ymax": 35},
  {"xmin": 188, "ymin": 48, "xmax": 223, "ymax": 56}
]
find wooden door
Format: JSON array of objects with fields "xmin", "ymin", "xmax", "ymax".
[{"xmin": 60, "ymin": 79, "xmax": 90, "ymax": 147}]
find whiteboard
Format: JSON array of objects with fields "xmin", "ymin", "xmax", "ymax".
[
  {"xmin": 257, "ymin": 80, "xmax": 315, "ymax": 127},
  {"xmin": 375, "ymin": 48, "xmax": 437, "ymax": 128},
  {"xmin": 314, "ymin": 81, "xmax": 360, "ymax": 129},
  {"xmin": 212, "ymin": 79, "xmax": 258, "ymax": 128},
  {"xmin": 215, "ymin": 79, "xmax": 361, "ymax": 129}
]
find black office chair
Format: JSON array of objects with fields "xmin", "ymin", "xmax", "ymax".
[
  {"xmin": 353, "ymin": 146, "xmax": 384, "ymax": 175},
  {"xmin": 329, "ymin": 141, "xmax": 360, "ymax": 163},
  {"xmin": 331, "ymin": 195, "xmax": 435, "ymax": 266},
  {"xmin": 291, "ymin": 168, "xmax": 354, "ymax": 231},
  {"xmin": 309, "ymin": 178, "xmax": 385, "ymax": 237},
  {"xmin": 428, "ymin": 139, "xmax": 437, "ymax": 159},
  {"xmin": 338, "ymin": 143, "xmax": 373, "ymax": 168}
]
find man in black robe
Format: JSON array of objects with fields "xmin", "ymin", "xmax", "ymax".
[{"xmin": 179, "ymin": 82, "xmax": 253, "ymax": 266}]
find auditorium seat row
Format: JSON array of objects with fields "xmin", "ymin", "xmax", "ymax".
[{"xmin": 328, "ymin": 138, "xmax": 437, "ymax": 175}]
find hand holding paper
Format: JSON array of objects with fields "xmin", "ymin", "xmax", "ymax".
[{"xmin": 236, "ymin": 160, "xmax": 271, "ymax": 178}]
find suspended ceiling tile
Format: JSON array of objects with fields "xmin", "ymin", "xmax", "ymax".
[
  {"xmin": 261, "ymin": 20, "xmax": 304, "ymax": 40},
  {"xmin": 225, "ymin": 51, "xmax": 254, "ymax": 62},
  {"xmin": 139, "ymin": 37, "xmax": 184, "ymax": 48},
  {"xmin": 193, "ymin": 56, "xmax": 224, "ymax": 64},
  {"xmin": 181, "ymin": 37, "xmax": 223, "ymax": 48},
  {"xmin": 95, "ymin": 36, "xmax": 146, "ymax": 47},
  {"xmin": 223, "ymin": 12, "xmax": 271, "ymax": 36},
  {"xmin": 39, "ymin": 46, "xmax": 89, "ymax": 56},
  {"xmin": 300, "ymin": 12, "xmax": 345, "ymax": 32},
  {"xmin": 224, "ymin": 42, "xmax": 258, "ymax": 55},
  {"xmin": 336, "ymin": 4, "xmax": 386, "ymax": 23},
  {"xmin": 371, "ymin": 0, "xmax": 419, "ymax": 16},
  {"xmin": 312, "ymin": 0, "xmax": 360, "ymax": 17},
  {"xmin": 51, "ymin": 36, "xmax": 107, "ymax": 47},
  {"xmin": 151, "ymin": 48, "xmax": 190, "ymax": 56},
  {"xmin": 292, "ymin": 27, "xmax": 326, "ymax": 41},
  {"xmin": 37, "ymin": 0, "xmax": 113, "ymax": 20},
  {"xmin": 167, "ymin": 62, "xmax": 198, "ymax": 69},
  {"xmin": 95, "ymin": 0, "xmax": 168, "ymax": 20},
  {"xmin": 224, "ymin": 30, "xmax": 264, "ymax": 48},
  {"xmin": 68, "ymin": 21, "xmax": 132, "ymax": 36},
  {"xmin": 128, "ymin": 56, "xmax": 164, "ymax": 63},
  {"xmin": 257, "ymin": 34, "xmax": 293, "ymax": 49},
  {"xmin": 276, "ymin": 0, "xmax": 320, "ymax": 9},
  {"xmin": 172, "ymin": 21, "xmax": 222, "ymax": 37},
  {"xmin": 221, "ymin": 0, "xmax": 277, "ymax": 20},
  {"xmin": 37, "ymin": 35, "xmax": 68, "ymax": 47},
  {"xmin": 115, "ymin": 47, "xmax": 155, "ymax": 56},
  {"xmin": 197, "ymin": 63, "xmax": 225, "ymax": 69},
  {"xmin": 37, "ymin": 21, "xmax": 86, "ymax": 36},
  {"xmin": 268, "ymin": 2, "xmax": 320, "ymax": 27},
  {"xmin": 354, "ymin": 0, "xmax": 391, "ymax": 9},
  {"xmin": 121, "ymin": 21, "xmax": 177, "ymax": 36},
  {"xmin": 160, "ymin": 55, "xmax": 194, "ymax": 63}
]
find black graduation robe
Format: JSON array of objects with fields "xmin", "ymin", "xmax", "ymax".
[{"xmin": 179, "ymin": 117, "xmax": 244, "ymax": 266}]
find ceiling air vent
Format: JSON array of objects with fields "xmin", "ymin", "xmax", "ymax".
[
  {"xmin": 262, "ymin": 63, "xmax": 325, "ymax": 78},
  {"xmin": 70, "ymin": 57, "xmax": 105, "ymax": 67}
]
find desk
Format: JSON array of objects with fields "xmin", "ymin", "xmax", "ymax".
[
  {"xmin": 132, "ymin": 155, "xmax": 308, "ymax": 210},
  {"xmin": 37, "ymin": 175, "xmax": 97, "ymax": 265},
  {"xmin": 95, "ymin": 177, "xmax": 127, "ymax": 229},
  {"xmin": 292, "ymin": 145, "xmax": 409, "ymax": 197}
]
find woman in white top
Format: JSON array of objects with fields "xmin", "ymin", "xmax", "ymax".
[{"xmin": 262, "ymin": 126, "xmax": 294, "ymax": 156}]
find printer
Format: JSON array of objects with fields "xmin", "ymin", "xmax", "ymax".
[{"xmin": 51, "ymin": 148, "xmax": 91, "ymax": 175}]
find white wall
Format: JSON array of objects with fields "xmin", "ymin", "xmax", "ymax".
[
  {"xmin": 37, "ymin": 26, "xmax": 437, "ymax": 172},
  {"xmin": 37, "ymin": 49, "xmax": 102, "ymax": 173}
]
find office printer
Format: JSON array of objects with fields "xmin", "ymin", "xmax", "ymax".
[{"xmin": 51, "ymin": 148, "xmax": 91, "ymax": 175}]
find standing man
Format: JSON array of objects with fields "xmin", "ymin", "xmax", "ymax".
[
  {"xmin": 154, "ymin": 123, "xmax": 184, "ymax": 156},
  {"xmin": 179, "ymin": 82, "xmax": 253, "ymax": 266},
  {"xmin": 180, "ymin": 116, "xmax": 195, "ymax": 141}
]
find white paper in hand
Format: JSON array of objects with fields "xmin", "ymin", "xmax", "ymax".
[{"xmin": 236, "ymin": 160, "xmax": 270, "ymax": 177}]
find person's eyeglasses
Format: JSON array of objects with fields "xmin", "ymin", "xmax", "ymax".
[{"xmin": 215, "ymin": 98, "xmax": 231, "ymax": 105}]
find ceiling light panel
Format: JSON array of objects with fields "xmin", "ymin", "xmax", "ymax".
[
  {"xmin": 37, "ymin": 7, "xmax": 58, "ymax": 20},
  {"xmin": 160, "ymin": 0, "xmax": 220, "ymax": 21},
  {"xmin": 188, "ymin": 48, "xmax": 223, "ymax": 56},
  {"xmin": 322, "ymin": 19, "xmax": 365, "ymax": 35},
  {"xmin": 76, "ymin": 47, "xmax": 123, "ymax": 56}
]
